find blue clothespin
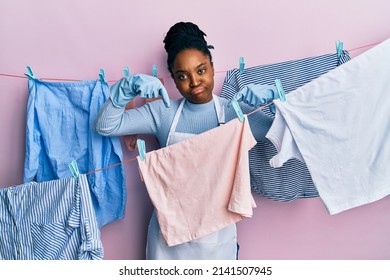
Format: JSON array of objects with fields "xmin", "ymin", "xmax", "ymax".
[
  {"xmin": 68, "ymin": 160, "xmax": 80, "ymax": 180},
  {"xmin": 152, "ymin": 64, "xmax": 158, "ymax": 77},
  {"xmin": 231, "ymin": 99, "xmax": 245, "ymax": 122},
  {"xmin": 336, "ymin": 40, "xmax": 343, "ymax": 58},
  {"xmin": 274, "ymin": 79, "xmax": 286, "ymax": 102},
  {"xmin": 124, "ymin": 66, "xmax": 130, "ymax": 77},
  {"xmin": 137, "ymin": 139, "xmax": 146, "ymax": 161},
  {"xmin": 24, "ymin": 66, "xmax": 38, "ymax": 80},
  {"xmin": 99, "ymin": 68, "xmax": 107, "ymax": 83},
  {"xmin": 239, "ymin": 57, "xmax": 245, "ymax": 74}
]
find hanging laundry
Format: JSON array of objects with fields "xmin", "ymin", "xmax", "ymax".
[
  {"xmin": 137, "ymin": 115, "xmax": 256, "ymax": 247},
  {"xmin": 23, "ymin": 78, "xmax": 126, "ymax": 228},
  {"xmin": 221, "ymin": 51, "xmax": 351, "ymax": 201},
  {"xmin": 0, "ymin": 174, "xmax": 103, "ymax": 260},
  {"xmin": 266, "ymin": 38, "xmax": 390, "ymax": 215}
]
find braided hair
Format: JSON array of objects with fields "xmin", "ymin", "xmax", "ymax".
[{"xmin": 163, "ymin": 22, "xmax": 214, "ymax": 76}]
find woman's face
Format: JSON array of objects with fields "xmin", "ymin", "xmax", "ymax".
[{"xmin": 172, "ymin": 48, "xmax": 214, "ymax": 104}]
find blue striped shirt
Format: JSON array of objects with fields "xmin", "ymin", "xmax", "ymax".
[
  {"xmin": 220, "ymin": 51, "xmax": 351, "ymax": 201},
  {"xmin": 0, "ymin": 174, "xmax": 103, "ymax": 260}
]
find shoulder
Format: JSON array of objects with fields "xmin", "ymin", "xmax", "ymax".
[
  {"xmin": 218, "ymin": 95, "xmax": 238, "ymax": 122},
  {"xmin": 217, "ymin": 95, "xmax": 230, "ymax": 105}
]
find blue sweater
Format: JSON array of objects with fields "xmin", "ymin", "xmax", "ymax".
[{"xmin": 95, "ymin": 96, "xmax": 273, "ymax": 148}]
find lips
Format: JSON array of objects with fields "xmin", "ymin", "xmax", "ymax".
[{"xmin": 191, "ymin": 87, "xmax": 206, "ymax": 95}]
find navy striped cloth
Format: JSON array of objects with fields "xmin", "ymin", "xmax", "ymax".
[
  {"xmin": 221, "ymin": 51, "xmax": 351, "ymax": 201},
  {"xmin": 0, "ymin": 174, "xmax": 103, "ymax": 260}
]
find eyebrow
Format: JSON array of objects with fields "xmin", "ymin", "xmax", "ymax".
[{"xmin": 174, "ymin": 62, "xmax": 207, "ymax": 75}]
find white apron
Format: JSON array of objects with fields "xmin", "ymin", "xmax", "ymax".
[{"xmin": 145, "ymin": 95, "xmax": 238, "ymax": 260}]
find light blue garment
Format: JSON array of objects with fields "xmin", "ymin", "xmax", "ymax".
[
  {"xmin": 95, "ymin": 95, "xmax": 273, "ymax": 147},
  {"xmin": 0, "ymin": 174, "xmax": 103, "ymax": 260},
  {"xmin": 23, "ymin": 78, "xmax": 125, "ymax": 228}
]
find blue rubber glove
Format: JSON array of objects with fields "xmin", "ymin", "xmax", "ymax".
[
  {"xmin": 110, "ymin": 74, "xmax": 170, "ymax": 108},
  {"xmin": 229, "ymin": 83, "xmax": 278, "ymax": 109}
]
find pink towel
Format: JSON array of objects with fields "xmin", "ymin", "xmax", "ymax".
[{"xmin": 137, "ymin": 115, "xmax": 257, "ymax": 246}]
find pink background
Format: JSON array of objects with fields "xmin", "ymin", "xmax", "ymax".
[{"xmin": 1, "ymin": 0, "xmax": 389, "ymax": 260}]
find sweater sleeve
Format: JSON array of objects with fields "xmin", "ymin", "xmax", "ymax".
[{"xmin": 94, "ymin": 97, "xmax": 160, "ymax": 137}]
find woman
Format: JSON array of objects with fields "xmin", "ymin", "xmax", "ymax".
[{"xmin": 95, "ymin": 22, "xmax": 278, "ymax": 259}]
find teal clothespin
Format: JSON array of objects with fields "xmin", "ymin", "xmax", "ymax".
[
  {"xmin": 231, "ymin": 99, "xmax": 245, "ymax": 122},
  {"xmin": 99, "ymin": 68, "xmax": 107, "ymax": 83},
  {"xmin": 68, "ymin": 160, "xmax": 80, "ymax": 180},
  {"xmin": 239, "ymin": 57, "xmax": 245, "ymax": 74},
  {"xmin": 24, "ymin": 66, "xmax": 37, "ymax": 80},
  {"xmin": 274, "ymin": 79, "xmax": 286, "ymax": 102},
  {"xmin": 124, "ymin": 66, "xmax": 130, "ymax": 77},
  {"xmin": 152, "ymin": 64, "xmax": 158, "ymax": 77},
  {"xmin": 336, "ymin": 40, "xmax": 343, "ymax": 58},
  {"xmin": 137, "ymin": 139, "xmax": 146, "ymax": 161}
]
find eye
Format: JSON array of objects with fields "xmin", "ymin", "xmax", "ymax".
[
  {"xmin": 177, "ymin": 74, "xmax": 188, "ymax": 80},
  {"xmin": 198, "ymin": 68, "xmax": 206, "ymax": 75}
]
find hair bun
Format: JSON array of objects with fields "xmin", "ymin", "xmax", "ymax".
[
  {"xmin": 163, "ymin": 22, "xmax": 214, "ymax": 74},
  {"xmin": 164, "ymin": 22, "xmax": 208, "ymax": 52}
]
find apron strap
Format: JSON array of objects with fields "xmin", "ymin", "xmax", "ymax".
[
  {"xmin": 166, "ymin": 98, "xmax": 186, "ymax": 147},
  {"xmin": 166, "ymin": 95, "xmax": 225, "ymax": 146},
  {"xmin": 213, "ymin": 95, "xmax": 225, "ymax": 125}
]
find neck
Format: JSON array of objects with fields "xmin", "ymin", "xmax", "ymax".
[{"xmin": 184, "ymin": 96, "xmax": 215, "ymax": 112}]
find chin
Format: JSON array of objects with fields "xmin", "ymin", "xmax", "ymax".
[
  {"xmin": 184, "ymin": 92, "xmax": 212, "ymax": 104},
  {"xmin": 197, "ymin": 93, "xmax": 213, "ymax": 103}
]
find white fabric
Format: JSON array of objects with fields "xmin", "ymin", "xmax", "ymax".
[{"xmin": 266, "ymin": 38, "xmax": 390, "ymax": 215}]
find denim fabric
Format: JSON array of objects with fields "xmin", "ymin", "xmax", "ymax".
[{"xmin": 23, "ymin": 78, "xmax": 125, "ymax": 228}]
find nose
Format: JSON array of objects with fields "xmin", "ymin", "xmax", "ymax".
[{"xmin": 189, "ymin": 74, "xmax": 200, "ymax": 87}]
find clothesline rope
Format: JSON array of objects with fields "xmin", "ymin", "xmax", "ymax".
[
  {"xmin": 0, "ymin": 40, "xmax": 382, "ymax": 82},
  {"xmin": 0, "ymin": 39, "xmax": 381, "ymax": 177},
  {"xmin": 85, "ymin": 157, "xmax": 137, "ymax": 175},
  {"xmin": 346, "ymin": 41, "xmax": 382, "ymax": 52}
]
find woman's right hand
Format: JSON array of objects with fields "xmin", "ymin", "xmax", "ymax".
[{"xmin": 110, "ymin": 74, "xmax": 170, "ymax": 108}]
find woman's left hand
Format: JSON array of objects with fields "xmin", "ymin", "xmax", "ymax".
[{"xmin": 229, "ymin": 83, "xmax": 278, "ymax": 108}]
